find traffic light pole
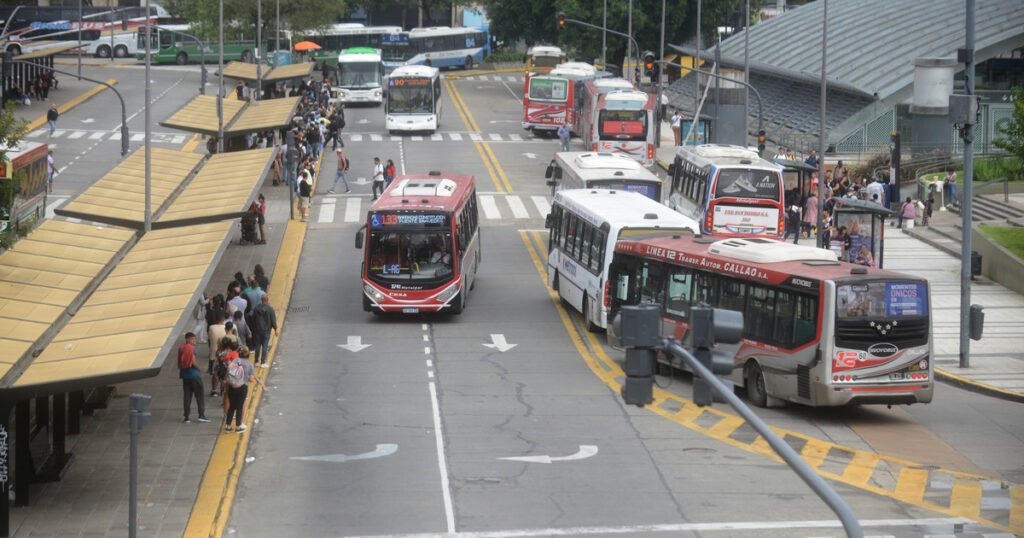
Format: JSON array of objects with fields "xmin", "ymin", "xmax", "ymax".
[
  {"xmin": 560, "ymin": 16, "xmax": 641, "ymax": 78},
  {"xmin": 656, "ymin": 60, "xmax": 764, "ymax": 143},
  {"xmin": 662, "ymin": 340, "xmax": 864, "ymax": 538}
]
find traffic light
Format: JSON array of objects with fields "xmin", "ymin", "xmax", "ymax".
[
  {"xmin": 615, "ymin": 303, "xmax": 661, "ymax": 407},
  {"xmin": 688, "ymin": 305, "xmax": 743, "ymax": 407},
  {"xmin": 557, "ymin": 12, "xmax": 566, "ymax": 30},
  {"xmin": 757, "ymin": 129, "xmax": 766, "ymax": 154},
  {"xmin": 642, "ymin": 51, "xmax": 656, "ymax": 78}
]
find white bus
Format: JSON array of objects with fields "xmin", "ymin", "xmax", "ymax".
[
  {"xmin": 333, "ymin": 47, "xmax": 384, "ymax": 105},
  {"xmin": 545, "ymin": 151, "xmax": 665, "ymax": 202},
  {"xmin": 83, "ymin": 29, "xmax": 137, "ymax": 58},
  {"xmin": 385, "ymin": 64, "xmax": 441, "ymax": 133},
  {"xmin": 525, "ymin": 45, "xmax": 565, "ymax": 75},
  {"xmin": 383, "ymin": 26, "xmax": 490, "ymax": 71},
  {"xmin": 544, "ymin": 189, "xmax": 700, "ymax": 331},
  {"xmin": 301, "ymin": 23, "xmax": 402, "ymax": 68}
]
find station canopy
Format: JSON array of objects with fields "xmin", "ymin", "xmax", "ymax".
[
  {"xmin": 160, "ymin": 95, "xmax": 246, "ymax": 137},
  {"xmin": 159, "ymin": 94, "xmax": 300, "ymax": 138},
  {"xmin": 219, "ymin": 60, "xmax": 314, "ymax": 83},
  {"xmin": 17, "ymin": 42, "xmax": 81, "ymax": 60}
]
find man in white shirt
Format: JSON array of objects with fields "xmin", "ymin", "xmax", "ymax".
[
  {"xmin": 775, "ymin": 147, "xmax": 787, "ymax": 161},
  {"xmin": 866, "ymin": 176, "xmax": 886, "ymax": 207},
  {"xmin": 371, "ymin": 157, "xmax": 385, "ymax": 200},
  {"xmin": 670, "ymin": 110, "xmax": 682, "ymax": 146}
]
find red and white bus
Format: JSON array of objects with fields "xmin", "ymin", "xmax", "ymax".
[
  {"xmin": 584, "ymin": 89, "xmax": 656, "ymax": 166},
  {"xmin": 575, "ymin": 77, "xmax": 634, "ymax": 141},
  {"xmin": 522, "ymin": 63, "xmax": 601, "ymax": 135},
  {"xmin": 608, "ymin": 235, "xmax": 933, "ymax": 407},
  {"xmin": 667, "ymin": 144, "xmax": 785, "ymax": 238},
  {"xmin": 355, "ymin": 171, "xmax": 481, "ymax": 314}
]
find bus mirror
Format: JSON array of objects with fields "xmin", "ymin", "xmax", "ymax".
[
  {"xmin": 458, "ymin": 235, "xmax": 468, "ymax": 252},
  {"xmin": 545, "ymin": 213, "xmax": 553, "ymax": 229},
  {"xmin": 545, "ymin": 164, "xmax": 554, "ymax": 179},
  {"xmin": 354, "ymin": 229, "xmax": 364, "ymax": 249},
  {"xmin": 668, "ymin": 163, "xmax": 676, "ymax": 176},
  {"xmin": 555, "ymin": 168, "xmax": 562, "ymax": 180},
  {"xmin": 546, "ymin": 179, "xmax": 556, "ymax": 187}
]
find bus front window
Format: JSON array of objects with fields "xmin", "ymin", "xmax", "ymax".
[
  {"xmin": 339, "ymin": 62, "xmax": 382, "ymax": 89},
  {"xmin": 599, "ymin": 110, "xmax": 647, "ymax": 141},
  {"xmin": 368, "ymin": 231, "xmax": 453, "ymax": 281},
  {"xmin": 388, "ymin": 83, "xmax": 434, "ymax": 114},
  {"xmin": 382, "ymin": 44, "xmax": 407, "ymax": 63}
]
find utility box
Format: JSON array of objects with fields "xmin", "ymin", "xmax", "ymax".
[{"xmin": 971, "ymin": 251, "xmax": 982, "ymax": 279}]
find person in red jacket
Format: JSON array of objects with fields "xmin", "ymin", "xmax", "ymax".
[{"xmin": 177, "ymin": 333, "xmax": 209, "ymax": 423}]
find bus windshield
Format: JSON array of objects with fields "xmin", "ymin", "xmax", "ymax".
[
  {"xmin": 528, "ymin": 78, "xmax": 568, "ymax": 101},
  {"xmin": 532, "ymin": 56, "xmax": 563, "ymax": 69},
  {"xmin": 714, "ymin": 169, "xmax": 780, "ymax": 200},
  {"xmin": 585, "ymin": 180, "xmax": 660, "ymax": 201},
  {"xmin": 836, "ymin": 281, "xmax": 928, "ymax": 319},
  {"xmin": 599, "ymin": 110, "xmax": 647, "ymax": 141},
  {"xmin": 339, "ymin": 62, "xmax": 381, "ymax": 88},
  {"xmin": 388, "ymin": 82, "xmax": 434, "ymax": 114},
  {"xmin": 368, "ymin": 229, "xmax": 454, "ymax": 282}
]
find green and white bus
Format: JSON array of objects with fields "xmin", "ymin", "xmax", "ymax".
[
  {"xmin": 333, "ymin": 47, "xmax": 385, "ymax": 105},
  {"xmin": 137, "ymin": 25, "xmax": 277, "ymax": 65},
  {"xmin": 301, "ymin": 23, "xmax": 402, "ymax": 69}
]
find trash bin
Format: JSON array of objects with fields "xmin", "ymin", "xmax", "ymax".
[
  {"xmin": 969, "ymin": 304, "xmax": 984, "ymax": 340},
  {"xmin": 971, "ymin": 251, "xmax": 982, "ymax": 279}
]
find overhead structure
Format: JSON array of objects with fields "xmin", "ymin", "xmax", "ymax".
[
  {"xmin": 160, "ymin": 94, "xmax": 246, "ymax": 137},
  {"xmin": 159, "ymin": 94, "xmax": 300, "ymax": 140},
  {"xmin": 219, "ymin": 60, "xmax": 314, "ymax": 83}
]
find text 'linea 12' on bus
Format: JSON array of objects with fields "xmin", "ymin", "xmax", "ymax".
[
  {"xmin": 355, "ymin": 171, "xmax": 480, "ymax": 314},
  {"xmin": 668, "ymin": 144, "xmax": 786, "ymax": 238},
  {"xmin": 607, "ymin": 235, "xmax": 933, "ymax": 408}
]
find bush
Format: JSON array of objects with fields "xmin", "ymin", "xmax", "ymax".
[
  {"xmin": 484, "ymin": 49, "xmax": 525, "ymax": 64},
  {"xmin": 849, "ymin": 152, "xmax": 889, "ymax": 182}
]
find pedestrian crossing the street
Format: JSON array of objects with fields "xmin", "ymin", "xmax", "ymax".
[
  {"xmin": 311, "ymin": 193, "xmax": 551, "ymax": 225},
  {"xmin": 25, "ymin": 129, "xmax": 188, "ymax": 145}
]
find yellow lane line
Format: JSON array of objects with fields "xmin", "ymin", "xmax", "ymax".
[
  {"xmin": 25, "ymin": 78, "xmax": 117, "ymax": 132},
  {"xmin": 445, "ymin": 77, "xmax": 514, "ymax": 193},
  {"xmin": 950, "ymin": 479, "xmax": 983, "ymax": 519},
  {"xmin": 182, "ymin": 133, "xmax": 202, "ymax": 152},
  {"xmin": 800, "ymin": 438, "xmax": 832, "ymax": 470},
  {"xmin": 519, "ymin": 229, "xmax": 1021, "ymax": 535}
]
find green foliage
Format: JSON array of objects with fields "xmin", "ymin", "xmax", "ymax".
[
  {"xmin": 162, "ymin": 0, "xmax": 348, "ymax": 40},
  {"xmin": 0, "ymin": 102, "xmax": 28, "ymax": 164},
  {"xmin": 979, "ymin": 225, "xmax": 1024, "ymax": 260},
  {"xmin": 484, "ymin": 48, "xmax": 525, "ymax": 64},
  {"xmin": 993, "ymin": 86, "xmax": 1024, "ymax": 181}
]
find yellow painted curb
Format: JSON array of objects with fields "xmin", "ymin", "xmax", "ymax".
[
  {"xmin": 184, "ymin": 217, "xmax": 307, "ymax": 537},
  {"xmin": 935, "ymin": 367, "xmax": 1024, "ymax": 403},
  {"xmin": 182, "ymin": 133, "xmax": 202, "ymax": 153},
  {"xmin": 25, "ymin": 79, "xmax": 117, "ymax": 132},
  {"xmin": 518, "ymin": 229, "xmax": 1023, "ymax": 535}
]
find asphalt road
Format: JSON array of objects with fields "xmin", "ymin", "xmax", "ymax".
[{"xmin": 41, "ymin": 64, "xmax": 1022, "ymax": 538}]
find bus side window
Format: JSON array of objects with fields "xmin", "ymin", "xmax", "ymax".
[
  {"xmin": 640, "ymin": 261, "xmax": 665, "ymax": 304},
  {"xmin": 773, "ymin": 291, "xmax": 795, "ymax": 346},
  {"xmin": 719, "ymin": 278, "xmax": 745, "ymax": 312},
  {"xmin": 579, "ymin": 225, "xmax": 592, "ymax": 268},
  {"xmin": 665, "ymin": 268, "xmax": 692, "ymax": 319},
  {"xmin": 793, "ymin": 295, "xmax": 818, "ymax": 346},
  {"xmin": 694, "ymin": 272, "xmax": 717, "ymax": 306},
  {"xmin": 565, "ymin": 215, "xmax": 579, "ymax": 258},
  {"xmin": 589, "ymin": 230, "xmax": 604, "ymax": 272},
  {"xmin": 745, "ymin": 285, "xmax": 776, "ymax": 341},
  {"xmin": 558, "ymin": 208, "xmax": 569, "ymax": 249}
]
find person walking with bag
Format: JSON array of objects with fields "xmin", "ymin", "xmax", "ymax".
[
  {"xmin": 47, "ymin": 104, "xmax": 59, "ymax": 135},
  {"xmin": 329, "ymin": 147, "xmax": 350, "ymax": 193},
  {"xmin": 251, "ymin": 294, "xmax": 278, "ymax": 368},
  {"xmin": 178, "ymin": 332, "xmax": 210, "ymax": 423},
  {"xmin": 224, "ymin": 347, "xmax": 264, "ymax": 433}
]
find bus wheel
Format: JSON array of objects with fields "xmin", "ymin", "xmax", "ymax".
[
  {"xmin": 241, "ymin": 50, "xmax": 251, "ymax": 63},
  {"xmin": 463, "ymin": 56, "xmax": 473, "ymax": 70},
  {"xmin": 449, "ymin": 291, "xmax": 465, "ymax": 315},
  {"xmin": 583, "ymin": 297, "xmax": 600, "ymax": 333},
  {"xmin": 176, "ymin": 52, "xmax": 188, "ymax": 65},
  {"xmin": 8, "ymin": 45, "xmax": 21, "ymax": 56},
  {"xmin": 745, "ymin": 362, "xmax": 768, "ymax": 408},
  {"xmin": 96, "ymin": 45, "xmax": 111, "ymax": 59},
  {"xmin": 114, "ymin": 45, "xmax": 128, "ymax": 58}
]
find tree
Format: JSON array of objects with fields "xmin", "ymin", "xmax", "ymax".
[
  {"xmin": 163, "ymin": 0, "xmax": 348, "ymax": 40},
  {"xmin": 0, "ymin": 103, "xmax": 27, "ymax": 249},
  {"xmin": 993, "ymin": 86, "xmax": 1024, "ymax": 180}
]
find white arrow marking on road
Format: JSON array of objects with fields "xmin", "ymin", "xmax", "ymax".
[
  {"xmin": 482, "ymin": 334, "xmax": 517, "ymax": 352},
  {"xmin": 353, "ymin": 177, "xmax": 370, "ymax": 185},
  {"xmin": 357, "ymin": 118, "xmax": 369, "ymax": 124},
  {"xmin": 337, "ymin": 336, "xmax": 371, "ymax": 352},
  {"xmin": 291, "ymin": 443, "xmax": 397, "ymax": 463},
  {"xmin": 522, "ymin": 152, "xmax": 537, "ymax": 159},
  {"xmin": 499, "ymin": 445, "xmax": 598, "ymax": 464},
  {"xmin": 80, "ymin": 118, "xmax": 95, "ymax": 124}
]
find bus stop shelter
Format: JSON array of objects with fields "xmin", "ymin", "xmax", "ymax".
[
  {"xmin": 832, "ymin": 197, "xmax": 895, "ymax": 269},
  {"xmin": 160, "ymin": 94, "xmax": 300, "ymax": 152},
  {"xmin": 0, "ymin": 145, "xmax": 277, "ymax": 535},
  {"xmin": 1, "ymin": 42, "xmax": 80, "ymax": 105},
  {"xmin": 220, "ymin": 61, "xmax": 313, "ymax": 99}
]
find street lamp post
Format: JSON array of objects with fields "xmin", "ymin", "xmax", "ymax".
[
  {"xmin": 217, "ymin": 0, "xmax": 225, "ymax": 153},
  {"xmin": 77, "ymin": 0, "xmax": 82, "ymax": 80},
  {"xmin": 256, "ymin": 0, "xmax": 262, "ymax": 101},
  {"xmin": 561, "ymin": 17, "xmax": 641, "ymax": 79},
  {"xmin": 627, "ymin": 0, "xmax": 633, "ymax": 79},
  {"xmin": 144, "ymin": 0, "xmax": 152, "ymax": 232},
  {"xmin": 744, "ymin": 0, "xmax": 750, "ymax": 142},
  {"xmin": 817, "ymin": 0, "xmax": 827, "ymax": 249},
  {"xmin": 655, "ymin": 0, "xmax": 666, "ymax": 146},
  {"xmin": 602, "ymin": 0, "xmax": 607, "ymax": 68}
]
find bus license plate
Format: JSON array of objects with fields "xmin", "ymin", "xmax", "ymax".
[
  {"xmin": 403, "ymin": 307, "xmax": 419, "ymax": 314},
  {"xmin": 889, "ymin": 372, "xmax": 904, "ymax": 380}
]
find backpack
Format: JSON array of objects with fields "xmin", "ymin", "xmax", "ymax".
[{"xmin": 226, "ymin": 359, "xmax": 247, "ymax": 388}]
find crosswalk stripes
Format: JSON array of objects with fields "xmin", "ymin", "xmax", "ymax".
[
  {"xmin": 51, "ymin": 130, "xmax": 66, "ymax": 138},
  {"xmin": 130, "ymin": 133, "xmax": 145, "ymax": 142},
  {"xmin": 67, "ymin": 131, "xmax": 86, "ymax": 139},
  {"xmin": 430, "ymin": 133, "xmax": 443, "ymax": 141},
  {"xmin": 411, "ymin": 135, "xmax": 423, "ymax": 141},
  {"xmin": 22, "ymin": 129, "xmax": 199, "ymax": 145},
  {"xmin": 449, "ymin": 133, "xmax": 462, "ymax": 141},
  {"xmin": 509, "ymin": 133, "xmax": 522, "ymax": 141},
  {"xmin": 45, "ymin": 195, "xmax": 69, "ymax": 219},
  {"xmin": 488, "ymin": 133, "xmax": 501, "ymax": 141},
  {"xmin": 350, "ymin": 134, "xmax": 363, "ymax": 142},
  {"xmin": 89, "ymin": 132, "xmax": 105, "ymax": 140},
  {"xmin": 339, "ymin": 132, "xmax": 542, "ymax": 143},
  {"xmin": 26, "ymin": 130, "xmax": 44, "ymax": 138},
  {"xmin": 470, "ymin": 133, "xmax": 482, "ymax": 141},
  {"xmin": 310, "ymin": 194, "xmax": 552, "ymax": 224},
  {"xmin": 370, "ymin": 134, "xmax": 382, "ymax": 142}
]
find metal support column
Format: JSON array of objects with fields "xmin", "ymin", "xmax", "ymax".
[
  {"xmin": 817, "ymin": 0, "xmax": 828, "ymax": 249},
  {"xmin": 14, "ymin": 401, "xmax": 30, "ymax": 506},
  {"xmin": 68, "ymin": 391, "xmax": 83, "ymax": 435},
  {"xmin": 959, "ymin": 0, "xmax": 976, "ymax": 368},
  {"xmin": 34, "ymin": 397, "xmax": 48, "ymax": 433},
  {"xmin": 0, "ymin": 403, "xmax": 12, "ymax": 537},
  {"xmin": 52, "ymin": 393, "xmax": 67, "ymax": 470}
]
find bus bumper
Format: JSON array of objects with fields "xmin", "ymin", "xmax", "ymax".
[
  {"xmin": 386, "ymin": 114, "xmax": 437, "ymax": 132},
  {"xmin": 815, "ymin": 380, "xmax": 934, "ymax": 406},
  {"xmin": 333, "ymin": 88, "xmax": 384, "ymax": 105}
]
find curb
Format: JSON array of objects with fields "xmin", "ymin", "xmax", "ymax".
[
  {"xmin": 935, "ymin": 368, "xmax": 1024, "ymax": 404},
  {"xmin": 902, "ymin": 227, "xmax": 962, "ymax": 258},
  {"xmin": 54, "ymin": 58, "xmax": 142, "ymax": 67},
  {"xmin": 24, "ymin": 79, "xmax": 117, "ymax": 132}
]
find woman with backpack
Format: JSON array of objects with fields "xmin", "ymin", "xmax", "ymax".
[{"xmin": 224, "ymin": 347, "xmax": 265, "ymax": 433}]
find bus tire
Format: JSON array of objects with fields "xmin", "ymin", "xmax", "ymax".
[
  {"xmin": 96, "ymin": 45, "xmax": 111, "ymax": 58},
  {"xmin": 8, "ymin": 45, "xmax": 21, "ymax": 56},
  {"xmin": 114, "ymin": 45, "xmax": 128, "ymax": 58},
  {"xmin": 449, "ymin": 291, "xmax": 465, "ymax": 315},
  {"xmin": 176, "ymin": 51, "xmax": 188, "ymax": 65},
  {"xmin": 583, "ymin": 297, "xmax": 601, "ymax": 333},
  {"xmin": 362, "ymin": 294, "xmax": 372, "ymax": 312},
  {"xmin": 745, "ymin": 362, "xmax": 768, "ymax": 408},
  {"xmin": 241, "ymin": 50, "xmax": 252, "ymax": 63},
  {"xmin": 463, "ymin": 56, "xmax": 473, "ymax": 70}
]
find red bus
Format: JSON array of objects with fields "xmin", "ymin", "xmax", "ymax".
[
  {"xmin": 355, "ymin": 171, "xmax": 481, "ymax": 314},
  {"xmin": 575, "ymin": 77, "xmax": 635, "ymax": 144},
  {"xmin": 668, "ymin": 144, "xmax": 785, "ymax": 238},
  {"xmin": 522, "ymin": 63, "xmax": 600, "ymax": 136},
  {"xmin": 586, "ymin": 89, "xmax": 656, "ymax": 166},
  {"xmin": 608, "ymin": 235, "xmax": 933, "ymax": 407}
]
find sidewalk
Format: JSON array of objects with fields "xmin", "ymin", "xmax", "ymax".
[
  {"xmin": 12, "ymin": 72, "xmax": 116, "ymax": 132},
  {"xmin": 8, "ymin": 176, "xmax": 296, "ymax": 536}
]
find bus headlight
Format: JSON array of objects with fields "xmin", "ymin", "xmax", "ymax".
[
  {"xmin": 374, "ymin": 89, "xmax": 382, "ymax": 98},
  {"xmin": 363, "ymin": 284, "xmax": 385, "ymax": 302},
  {"xmin": 435, "ymin": 282, "xmax": 459, "ymax": 303}
]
